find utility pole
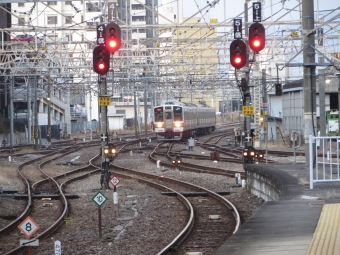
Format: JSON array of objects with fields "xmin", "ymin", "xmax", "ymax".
[
  {"xmin": 302, "ymin": 0, "xmax": 316, "ymax": 167},
  {"xmin": 34, "ymin": 76, "xmax": 39, "ymax": 149},
  {"xmin": 100, "ymin": 75, "xmax": 108, "ymax": 162},
  {"xmin": 89, "ymin": 75, "xmax": 93, "ymax": 140},
  {"xmin": 27, "ymin": 76, "xmax": 31, "ymax": 144},
  {"xmin": 9, "ymin": 75, "xmax": 14, "ymax": 146},
  {"xmin": 337, "ymin": 73, "xmax": 340, "ymax": 133},
  {"xmin": 262, "ymin": 69, "xmax": 268, "ymax": 163},
  {"xmin": 244, "ymin": 0, "xmax": 250, "ymax": 145},
  {"xmin": 144, "ymin": 88, "xmax": 148, "ymax": 137},
  {"xmin": 319, "ymin": 69, "xmax": 326, "ymax": 136},
  {"xmin": 134, "ymin": 90, "xmax": 138, "ymax": 138},
  {"xmin": 47, "ymin": 69, "xmax": 51, "ymax": 143}
]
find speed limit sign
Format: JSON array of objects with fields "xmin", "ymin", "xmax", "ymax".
[
  {"xmin": 92, "ymin": 191, "xmax": 108, "ymax": 207},
  {"xmin": 110, "ymin": 176, "xmax": 120, "ymax": 186},
  {"xmin": 18, "ymin": 216, "xmax": 40, "ymax": 239}
]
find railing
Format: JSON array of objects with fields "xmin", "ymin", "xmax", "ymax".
[{"xmin": 309, "ymin": 135, "xmax": 340, "ymax": 189}]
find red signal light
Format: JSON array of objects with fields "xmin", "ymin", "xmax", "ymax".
[
  {"xmin": 93, "ymin": 45, "xmax": 110, "ymax": 75},
  {"xmin": 98, "ymin": 62, "xmax": 105, "ymax": 70},
  {"xmin": 249, "ymin": 23, "xmax": 265, "ymax": 53},
  {"xmin": 105, "ymin": 23, "xmax": 121, "ymax": 53},
  {"xmin": 230, "ymin": 39, "xmax": 247, "ymax": 69},
  {"xmin": 109, "ymin": 38, "xmax": 117, "ymax": 48},
  {"xmin": 252, "ymin": 39, "xmax": 260, "ymax": 48},
  {"xmin": 235, "ymin": 56, "xmax": 242, "ymax": 64}
]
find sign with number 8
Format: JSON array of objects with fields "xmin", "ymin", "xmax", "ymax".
[{"xmin": 18, "ymin": 216, "xmax": 40, "ymax": 239}]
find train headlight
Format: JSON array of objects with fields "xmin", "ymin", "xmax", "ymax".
[
  {"xmin": 174, "ymin": 122, "xmax": 182, "ymax": 128},
  {"xmin": 257, "ymin": 152, "xmax": 264, "ymax": 159},
  {"xmin": 250, "ymin": 150, "xmax": 255, "ymax": 157},
  {"xmin": 111, "ymin": 148, "xmax": 116, "ymax": 154},
  {"xmin": 243, "ymin": 151, "xmax": 248, "ymax": 157},
  {"xmin": 156, "ymin": 122, "xmax": 163, "ymax": 128},
  {"xmin": 104, "ymin": 146, "xmax": 109, "ymax": 154}
]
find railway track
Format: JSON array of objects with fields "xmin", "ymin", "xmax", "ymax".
[
  {"xmin": 0, "ymin": 135, "xmax": 154, "ymax": 254},
  {"xmin": 0, "ymin": 142, "xmax": 103, "ymax": 254},
  {"xmin": 0, "ymin": 131, "xmax": 265, "ymax": 254},
  {"xmin": 111, "ymin": 149, "xmax": 240, "ymax": 254}
]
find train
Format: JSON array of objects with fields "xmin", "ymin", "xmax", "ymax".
[{"xmin": 153, "ymin": 101, "xmax": 216, "ymax": 141}]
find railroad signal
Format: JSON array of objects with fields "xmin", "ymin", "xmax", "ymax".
[
  {"xmin": 172, "ymin": 155, "xmax": 182, "ymax": 167},
  {"xmin": 230, "ymin": 39, "xmax": 247, "ymax": 69},
  {"xmin": 105, "ymin": 22, "xmax": 121, "ymax": 53},
  {"xmin": 240, "ymin": 78, "xmax": 248, "ymax": 92},
  {"xmin": 248, "ymin": 22, "xmax": 265, "ymax": 53},
  {"xmin": 275, "ymin": 83, "xmax": 282, "ymax": 96},
  {"xmin": 93, "ymin": 45, "xmax": 110, "ymax": 75}
]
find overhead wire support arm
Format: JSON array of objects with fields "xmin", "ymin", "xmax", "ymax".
[{"xmin": 277, "ymin": 44, "xmax": 340, "ymax": 68}]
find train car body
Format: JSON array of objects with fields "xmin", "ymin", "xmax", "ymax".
[{"xmin": 153, "ymin": 101, "xmax": 216, "ymax": 141}]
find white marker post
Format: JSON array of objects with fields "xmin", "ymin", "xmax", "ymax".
[{"xmin": 55, "ymin": 240, "xmax": 61, "ymax": 255}]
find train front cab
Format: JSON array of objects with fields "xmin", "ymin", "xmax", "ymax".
[{"xmin": 153, "ymin": 106, "xmax": 183, "ymax": 140}]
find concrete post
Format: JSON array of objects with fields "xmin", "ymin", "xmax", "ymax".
[
  {"xmin": 319, "ymin": 69, "xmax": 326, "ymax": 136},
  {"xmin": 302, "ymin": 0, "xmax": 316, "ymax": 168}
]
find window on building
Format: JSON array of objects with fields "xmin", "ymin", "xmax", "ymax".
[
  {"xmin": 132, "ymin": 16, "xmax": 145, "ymax": 22},
  {"xmin": 48, "ymin": 1, "xmax": 58, "ymax": 5},
  {"xmin": 86, "ymin": 21, "xmax": 100, "ymax": 26},
  {"xmin": 132, "ymin": 29, "xmax": 146, "ymax": 33},
  {"xmin": 48, "ymin": 16, "xmax": 58, "ymax": 25},
  {"xmin": 65, "ymin": 16, "xmax": 73, "ymax": 24},
  {"xmin": 65, "ymin": 1, "xmax": 72, "ymax": 5},
  {"xmin": 132, "ymin": 4, "xmax": 144, "ymax": 10},
  {"xmin": 47, "ymin": 34, "xmax": 58, "ymax": 41},
  {"xmin": 117, "ymin": 110, "xmax": 126, "ymax": 114},
  {"xmin": 18, "ymin": 16, "xmax": 25, "ymax": 26},
  {"xmin": 86, "ymin": 2, "xmax": 103, "ymax": 12},
  {"xmin": 18, "ymin": 3, "xmax": 24, "ymax": 7},
  {"xmin": 66, "ymin": 34, "xmax": 73, "ymax": 42}
]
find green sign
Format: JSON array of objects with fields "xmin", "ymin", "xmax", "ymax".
[{"xmin": 92, "ymin": 191, "xmax": 108, "ymax": 207}]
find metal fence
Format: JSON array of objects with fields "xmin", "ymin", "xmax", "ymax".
[
  {"xmin": 309, "ymin": 135, "xmax": 340, "ymax": 189},
  {"xmin": 71, "ymin": 121, "xmax": 99, "ymax": 133}
]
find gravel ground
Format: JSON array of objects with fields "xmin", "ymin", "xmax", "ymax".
[{"xmin": 0, "ymin": 142, "xmax": 267, "ymax": 255}]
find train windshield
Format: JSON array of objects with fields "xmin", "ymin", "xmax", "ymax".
[
  {"xmin": 173, "ymin": 106, "xmax": 183, "ymax": 121},
  {"xmin": 154, "ymin": 107, "xmax": 163, "ymax": 122}
]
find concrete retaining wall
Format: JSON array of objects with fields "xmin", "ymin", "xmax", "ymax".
[{"xmin": 245, "ymin": 163, "xmax": 302, "ymax": 201}]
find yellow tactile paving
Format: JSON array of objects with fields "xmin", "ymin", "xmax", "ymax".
[{"xmin": 306, "ymin": 203, "xmax": 340, "ymax": 255}]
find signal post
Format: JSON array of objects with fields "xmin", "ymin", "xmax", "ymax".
[
  {"xmin": 93, "ymin": 22, "xmax": 121, "ymax": 189},
  {"xmin": 230, "ymin": 2, "xmax": 266, "ymax": 148}
]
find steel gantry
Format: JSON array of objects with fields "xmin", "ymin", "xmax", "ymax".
[{"xmin": 0, "ymin": 1, "xmax": 338, "ymax": 118}]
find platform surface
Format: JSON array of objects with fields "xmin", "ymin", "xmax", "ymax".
[{"xmin": 214, "ymin": 163, "xmax": 340, "ymax": 255}]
